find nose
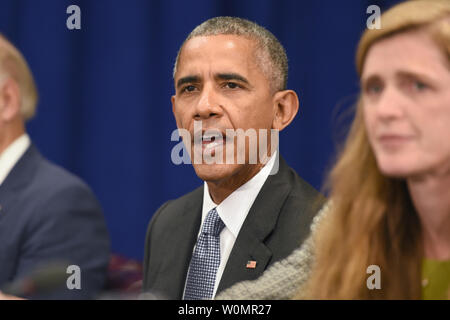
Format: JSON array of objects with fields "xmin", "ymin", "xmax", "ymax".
[
  {"xmin": 194, "ymin": 83, "xmax": 222, "ymax": 120},
  {"xmin": 375, "ymin": 86, "xmax": 406, "ymax": 122}
]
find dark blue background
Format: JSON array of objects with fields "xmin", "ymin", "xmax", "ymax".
[{"xmin": 0, "ymin": 0, "xmax": 401, "ymax": 260}]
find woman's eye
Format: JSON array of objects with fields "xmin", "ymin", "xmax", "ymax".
[
  {"xmin": 413, "ymin": 80, "xmax": 427, "ymax": 91},
  {"xmin": 366, "ymin": 83, "xmax": 383, "ymax": 95},
  {"xmin": 401, "ymin": 77, "xmax": 429, "ymax": 93}
]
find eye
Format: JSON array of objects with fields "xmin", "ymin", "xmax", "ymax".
[
  {"xmin": 181, "ymin": 85, "xmax": 197, "ymax": 93},
  {"xmin": 362, "ymin": 76, "xmax": 384, "ymax": 97},
  {"xmin": 368, "ymin": 84, "xmax": 382, "ymax": 94},
  {"xmin": 223, "ymin": 82, "xmax": 240, "ymax": 89},
  {"xmin": 401, "ymin": 77, "xmax": 430, "ymax": 93},
  {"xmin": 364, "ymin": 82, "xmax": 383, "ymax": 96},
  {"xmin": 412, "ymin": 80, "xmax": 428, "ymax": 91}
]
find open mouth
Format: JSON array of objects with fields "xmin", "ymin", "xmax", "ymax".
[
  {"xmin": 201, "ymin": 131, "xmax": 225, "ymax": 151},
  {"xmin": 202, "ymin": 132, "xmax": 226, "ymax": 145}
]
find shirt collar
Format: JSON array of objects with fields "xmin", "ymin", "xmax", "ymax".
[
  {"xmin": 202, "ymin": 151, "xmax": 277, "ymax": 238},
  {"xmin": 0, "ymin": 133, "xmax": 31, "ymax": 186}
]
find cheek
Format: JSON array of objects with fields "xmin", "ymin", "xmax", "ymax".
[
  {"xmin": 419, "ymin": 116, "xmax": 450, "ymax": 157},
  {"xmin": 413, "ymin": 99, "xmax": 450, "ymax": 146},
  {"xmin": 420, "ymin": 93, "xmax": 450, "ymax": 145},
  {"xmin": 242, "ymin": 108, "xmax": 271, "ymax": 126},
  {"xmin": 362, "ymin": 109, "xmax": 377, "ymax": 143},
  {"xmin": 241, "ymin": 99, "xmax": 273, "ymax": 128},
  {"xmin": 173, "ymin": 113, "xmax": 183, "ymax": 128},
  {"xmin": 173, "ymin": 109, "xmax": 190, "ymax": 129}
]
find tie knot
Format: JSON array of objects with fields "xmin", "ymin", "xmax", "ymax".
[{"xmin": 202, "ymin": 208, "xmax": 225, "ymax": 236}]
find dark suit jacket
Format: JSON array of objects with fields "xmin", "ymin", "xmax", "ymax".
[
  {"xmin": 143, "ymin": 155, "xmax": 325, "ymax": 299},
  {"xmin": 0, "ymin": 144, "xmax": 110, "ymax": 299}
]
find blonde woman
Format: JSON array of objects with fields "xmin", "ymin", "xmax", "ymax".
[{"xmin": 217, "ymin": 0, "xmax": 450, "ymax": 300}]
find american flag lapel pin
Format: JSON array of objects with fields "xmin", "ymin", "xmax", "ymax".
[{"xmin": 246, "ymin": 260, "xmax": 257, "ymax": 269}]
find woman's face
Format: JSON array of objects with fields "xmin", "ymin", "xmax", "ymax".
[{"xmin": 361, "ymin": 30, "xmax": 450, "ymax": 178}]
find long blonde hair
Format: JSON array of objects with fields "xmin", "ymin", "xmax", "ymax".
[{"xmin": 303, "ymin": 0, "xmax": 450, "ymax": 299}]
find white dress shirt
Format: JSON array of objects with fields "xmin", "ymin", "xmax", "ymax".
[
  {"xmin": 0, "ymin": 134, "xmax": 31, "ymax": 186},
  {"xmin": 183, "ymin": 151, "xmax": 277, "ymax": 299}
]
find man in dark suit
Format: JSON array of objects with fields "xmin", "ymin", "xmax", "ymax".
[
  {"xmin": 143, "ymin": 17, "xmax": 324, "ymax": 300},
  {"xmin": 0, "ymin": 34, "xmax": 110, "ymax": 299}
]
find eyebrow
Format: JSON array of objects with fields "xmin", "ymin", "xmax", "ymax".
[
  {"xmin": 176, "ymin": 75, "xmax": 200, "ymax": 89},
  {"xmin": 215, "ymin": 73, "xmax": 250, "ymax": 85},
  {"xmin": 361, "ymin": 70, "xmax": 437, "ymax": 86},
  {"xmin": 176, "ymin": 72, "xmax": 252, "ymax": 90},
  {"xmin": 396, "ymin": 70, "xmax": 437, "ymax": 83}
]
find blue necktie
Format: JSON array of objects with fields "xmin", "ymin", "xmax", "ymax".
[{"xmin": 184, "ymin": 208, "xmax": 225, "ymax": 300}]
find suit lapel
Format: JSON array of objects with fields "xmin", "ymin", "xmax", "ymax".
[
  {"xmin": 0, "ymin": 189, "xmax": 19, "ymax": 222},
  {"xmin": 159, "ymin": 187, "xmax": 203, "ymax": 299},
  {"xmin": 0, "ymin": 145, "xmax": 39, "ymax": 221},
  {"xmin": 217, "ymin": 156, "xmax": 292, "ymax": 293}
]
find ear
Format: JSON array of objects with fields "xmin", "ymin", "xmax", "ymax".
[
  {"xmin": 271, "ymin": 89, "xmax": 299, "ymax": 131},
  {"xmin": 0, "ymin": 78, "xmax": 21, "ymax": 122}
]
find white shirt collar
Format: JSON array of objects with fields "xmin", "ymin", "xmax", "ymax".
[
  {"xmin": 201, "ymin": 151, "xmax": 277, "ymax": 238},
  {"xmin": 0, "ymin": 133, "xmax": 31, "ymax": 186}
]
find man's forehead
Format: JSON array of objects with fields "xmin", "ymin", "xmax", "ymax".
[{"xmin": 175, "ymin": 35, "xmax": 260, "ymax": 79}]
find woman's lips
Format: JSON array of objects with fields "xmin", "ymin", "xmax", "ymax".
[{"xmin": 377, "ymin": 135, "xmax": 413, "ymax": 148}]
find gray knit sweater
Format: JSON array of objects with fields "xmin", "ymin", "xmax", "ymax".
[{"xmin": 215, "ymin": 203, "xmax": 329, "ymax": 300}]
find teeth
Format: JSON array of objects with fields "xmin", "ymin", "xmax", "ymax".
[
  {"xmin": 204, "ymin": 140, "xmax": 223, "ymax": 150},
  {"xmin": 202, "ymin": 132, "xmax": 223, "ymax": 141}
]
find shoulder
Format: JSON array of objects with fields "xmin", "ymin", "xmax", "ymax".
[
  {"xmin": 33, "ymin": 156, "xmax": 95, "ymax": 198},
  {"xmin": 148, "ymin": 185, "xmax": 203, "ymax": 226},
  {"xmin": 280, "ymin": 162, "xmax": 326, "ymax": 231},
  {"xmin": 273, "ymin": 156, "xmax": 326, "ymax": 210},
  {"xmin": 144, "ymin": 185, "xmax": 203, "ymax": 240},
  {"xmin": 270, "ymin": 157, "xmax": 326, "ymax": 233},
  {"xmin": 284, "ymin": 165, "xmax": 325, "ymax": 210},
  {"xmin": 18, "ymin": 152, "xmax": 103, "ymax": 223},
  {"xmin": 8, "ymin": 146, "xmax": 95, "ymax": 202}
]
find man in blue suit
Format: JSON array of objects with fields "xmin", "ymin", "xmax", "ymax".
[{"xmin": 0, "ymin": 34, "xmax": 110, "ymax": 299}]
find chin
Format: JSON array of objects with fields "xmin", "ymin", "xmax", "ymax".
[
  {"xmin": 378, "ymin": 165, "xmax": 411, "ymax": 178},
  {"xmin": 375, "ymin": 155, "xmax": 422, "ymax": 178},
  {"xmin": 192, "ymin": 163, "xmax": 241, "ymax": 182}
]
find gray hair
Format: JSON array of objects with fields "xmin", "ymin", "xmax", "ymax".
[
  {"xmin": 173, "ymin": 16, "xmax": 288, "ymax": 91},
  {"xmin": 0, "ymin": 34, "xmax": 38, "ymax": 121}
]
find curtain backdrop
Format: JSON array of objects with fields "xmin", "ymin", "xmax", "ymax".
[{"xmin": 0, "ymin": 0, "xmax": 401, "ymax": 260}]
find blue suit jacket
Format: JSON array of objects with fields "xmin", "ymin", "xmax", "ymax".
[{"xmin": 0, "ymin": 144, "xmax": 110, "ymax": 299}]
